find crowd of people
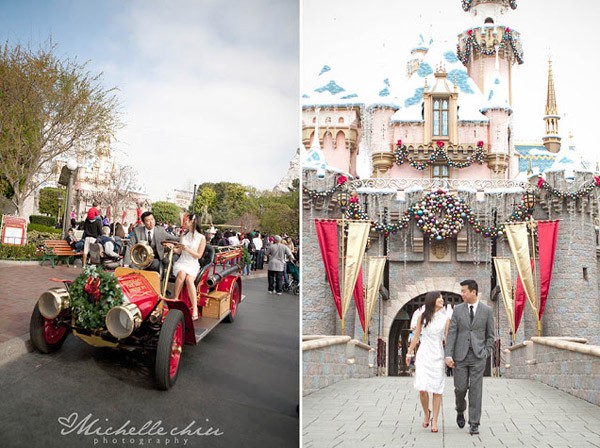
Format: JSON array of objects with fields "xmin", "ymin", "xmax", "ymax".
[{"xmin": 64, "ymin": 203, "xmax": 300, "ymax": 298}]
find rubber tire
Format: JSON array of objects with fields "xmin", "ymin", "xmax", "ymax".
[
  {"xmin": 155, "ymin": 309, "xmax": 184, "ymax": 390},
  {"xmin": 293, "ymin": 284, "xmax": 299, "ymax": 296},
  {"xmin": 29, "ymin": 303, "xmax": 69, "ymax": 354},
  {"xmin": 224, "ymin": 281, "xmax": 240, "ymax": 323}
]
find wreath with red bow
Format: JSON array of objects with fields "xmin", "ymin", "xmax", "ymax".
[{"xmin": 69, "ymin": 266, "xmax": 124, "ymax": 329}]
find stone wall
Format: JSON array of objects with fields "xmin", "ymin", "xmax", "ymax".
[
  {"xmin": 504, "ymin": 337, "xmax": 600, "ymax": 406},
  {"xmin": 302, "ymin": 336, "xmax": 376, "ymax": 396}
]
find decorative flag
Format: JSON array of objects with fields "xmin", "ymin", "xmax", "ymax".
[
  {"xmin": 493, "ymin": 257, "xmax": 516, "ymax": 338},
  {"xmin": 341, "ymin": 221, "xmax": 370, "ymax": 325},
  {"xmin": 354, "ymin": 267, "xmax": 365, "ymax": 331},
  {"xmin": 363, "ymin": 256, "xmax": 386, "ymax": 341},
  {"xmin": 537, "ymin": 220, "xmax": 559, "ymax": 319},
  {"xmin": 504, "ymin": 223, "xmax": 538, "ymax": 317},
  {"xmin": 315, "ymin": 220, "xmax": 342, "ymax": 318}
]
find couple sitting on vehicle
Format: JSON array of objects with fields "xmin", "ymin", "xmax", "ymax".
[{"xmin": 125, "ymin": 211, "xmax": 206, "ymax": 320}]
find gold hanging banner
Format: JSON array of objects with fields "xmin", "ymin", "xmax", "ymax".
[
  {"xmin": 341, "ymin": 221, "xmax": 370, "ymax": 327},
  {"xmin": 364, "ymin": 256, "xmax": 386, "ymax": 343},
  {"xmin": 504, "ymin": 222, "xmax": 539, "ymax": 318},
  {"xmin": 493, "ymin": 257, "xmax": 516, "ymax": 342}
]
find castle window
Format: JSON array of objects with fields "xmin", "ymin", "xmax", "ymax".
[
  {"xmin": 338, "ymin": 117, "xmax": 344, "ymax": 124},
  {"xmin": 432, "ymin": 164, "xmax": 449, "ymax": 179},
  {"xmin": 433, "ymin": 99, "xmax": 449, "ymax": 137},
  {"xmin": 484, "ymin": 17, "xmax": 494, "ymax": 24}
]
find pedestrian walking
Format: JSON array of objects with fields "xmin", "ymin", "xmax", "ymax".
[
  {"xmin": 265, "ymin": 235, "xmax": 294, "ymax": 295},
  {"xmin": 405, "ymin": 291, "xmax": 450, "ymax": 433},
  {"xmin": 445, "ymin": 279, "xmax": 495, "ymax": 435}
]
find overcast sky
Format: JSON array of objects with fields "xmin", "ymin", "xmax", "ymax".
[
  {"xmin": 302, "ymin": 0, "xmax": 600, "ymax": 164},
  {"xmin": 0, "ymin": 0, "xmax": 299, "ymax": 200}
]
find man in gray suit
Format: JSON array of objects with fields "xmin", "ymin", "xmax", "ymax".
[
  {"xmin": 124, "ymin": 211, "xmax": 179, "ymax": 272},
  {"xmin": 445, "ymin": 279, "xmax": 495, "ymax": 435}
]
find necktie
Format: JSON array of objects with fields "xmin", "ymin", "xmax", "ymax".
[
  {"xmin": 147, "ymin": 231, "xmax": 152, "ymax": 246},
  {"xmin": 470, "ymin": 305, "xmax": 474, "ymax": 323}
]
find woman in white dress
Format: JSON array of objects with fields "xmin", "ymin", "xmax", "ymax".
[
  {"xmin": 172, "ymin": 214, "xmax": 206, "ymax": 320},
  {"xmin": 405, "ymin": 290, "xmax": 450, "ymax": 433}
]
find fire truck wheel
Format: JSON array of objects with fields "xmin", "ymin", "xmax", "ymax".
[
  {"xmin": 155, "ymin": 309, "xmax": 185, "ymax": 390},
  {"xmin": 30, "ymin": 303, "xmax": 69, "ymax": 354}
]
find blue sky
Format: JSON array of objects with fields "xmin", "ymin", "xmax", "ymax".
[
  {"xmin": 0, "ymin": 0, "xmax": 299, "ymax": 199},
  {"xmin": 302, "ymin": 0, "xmax": 600, "ymax": 166}
]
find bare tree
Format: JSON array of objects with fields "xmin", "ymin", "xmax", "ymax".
[
  {"xmin": 0, "ymin": 42, "xmax": 121, "ymax": 215},
  {"xmin": 85, "ymin": 164, "xmax": 141, "ymax": 223}
]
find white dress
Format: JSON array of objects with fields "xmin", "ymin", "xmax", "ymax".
[
  {"xmin": 413, "ymin": 310, "xmax": 448, "ymax": 394},
  {"xmin": 172, "ymin": 231, "xmax": 204, "ymax": 277}
]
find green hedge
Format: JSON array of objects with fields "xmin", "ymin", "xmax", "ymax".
[
  {"xmin": 28, "ymin": 223, "xmax": 60, "ymax": 234},
  {"xmin": 0, "ymin": 243, "xmax": 44, "ymax": 260},
  {"xmin": 30, "ymin": 215, "xmax": 57, "ymax": 227},
  {"xmin": 27, "ymin": 230, "xmax": 62, "ymax": 247}
]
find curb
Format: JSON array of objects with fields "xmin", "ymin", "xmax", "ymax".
[{"xmin": 0, "ymin": 333, "xmax": 32, "ymax": 367}]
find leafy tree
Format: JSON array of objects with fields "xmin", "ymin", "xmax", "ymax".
[
  {"xmin": 0, "ymin": 42, "xmax": 121, "ymax": 216},
  {"xmin": 151, "ymin": 201, "xmax": 181, "ymax": 225},
  {"xmin": 193, "ymin": 185, "xmax": 217, "ymax": 215},
  {"xmin": 38, "ymin": 187, "xmax": 65, "ymax": 218}
]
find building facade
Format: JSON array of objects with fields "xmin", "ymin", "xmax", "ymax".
[{"xmin": 302, "ymin": 0, "xmax": 600, "ymax": 376}]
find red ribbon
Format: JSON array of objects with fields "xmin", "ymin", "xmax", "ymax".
[{"xmin": 84, "ymin": 277, "xmax": 102, "ymax": 304}]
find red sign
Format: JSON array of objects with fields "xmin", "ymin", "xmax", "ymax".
[{"xmin": 1, "ymin": 215, "xmax": 27, "ymax": 245}]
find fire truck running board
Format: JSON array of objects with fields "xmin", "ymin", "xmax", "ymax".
[{"xmin": 193, "ymin": 310, "xmax": 231, "ymax": 343}]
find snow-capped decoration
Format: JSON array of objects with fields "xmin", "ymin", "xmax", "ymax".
[
  {"xmin": 355, "ymin": 143, "xmax": 373, "ymax": 180},
  {"xmin": 302, "ymin": 108, "xmax": 328, "ymax": 178}
]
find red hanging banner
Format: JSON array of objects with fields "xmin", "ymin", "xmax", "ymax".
[
  {"xmin": 354, "ymin": 267, "xmax": 365, "ymax": 331},
  {"xmin": 537, "ymin": 220, "xmax": 559, "ymax": 320},
  {"xmin": 315, "ymin": 220, "xmax": 342, "ymax": 319},
  {"xmin": 514, "ymin": 270, "xmax": 527, "ymax": 334}
]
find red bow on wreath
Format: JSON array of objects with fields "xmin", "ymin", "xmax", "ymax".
[
  {"xmin": 594, "ymin": 176, "xmax": 600, "ymax": 187},
  {"xmin": 537, "ymin": 178, "xmax": 545, "ymax": 188},
  {"xmin": 84, "ymin": 277, "xmax": 102, "ymax": 304},
  {"xmin": 337, "ymin": 175, "xmax": 348, "ymax": 185}
]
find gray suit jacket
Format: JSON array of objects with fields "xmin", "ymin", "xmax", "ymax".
[
  {"xmin": 445, "ymin": 301, "xmax": 495, "ymax": 362},
  {"xmin": 124, "ymin": 225, "xmax": 179, "ymax": 265}
]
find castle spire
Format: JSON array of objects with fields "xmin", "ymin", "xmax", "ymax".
[
  {"xmin": 545, "ymin": 58, "xmax": 558, "ymax": 116},
  {"xmin": 542, "ymin": 58, "xmax": 561, "ymax": 153}
]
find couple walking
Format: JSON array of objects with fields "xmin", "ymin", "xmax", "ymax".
[{"xmin": 406, "ymin": 279, "xmax": 495, "ymax": 435}]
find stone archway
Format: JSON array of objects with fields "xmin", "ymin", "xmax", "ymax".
[{"xmin": 384, "ymin": 277, "xmax": 463, "ymax": 377}]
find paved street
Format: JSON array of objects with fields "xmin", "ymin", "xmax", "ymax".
[
  {"xmin": 303, "ymin": 376, "xmax": 600, "ymax": 447},
  {"xmin": 0, "ymin": 265, "xmax": 299, "ymax": 448}
]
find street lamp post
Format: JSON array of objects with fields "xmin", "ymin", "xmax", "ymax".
[{"xmin": 61, "ymin": 159, "xmax": 78, "ymax": 239}]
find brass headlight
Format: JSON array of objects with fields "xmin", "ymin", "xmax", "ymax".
[
  {"xmin": 106, "ymin": 303, "xmax": 142, "ymax": 339},
  {"xmin": 130, "ymin": 241, "xmax": 154, "ymax": 268},
  {"xmin": 38, "ymin": 288, "xmax": 70, "ymax": 319}
]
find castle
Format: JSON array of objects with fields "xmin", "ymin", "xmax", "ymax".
[{"xmin": 302, "ymin": 0, "xmax": 600, "ymax": 377}]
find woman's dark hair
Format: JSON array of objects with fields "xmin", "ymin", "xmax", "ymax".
[
  {"xmin": 421, "ymin": 290, "xmax": 442, "ymax": 328},
  {"xmin": 187, "ymin": 213, "xmax": 202, "ymax": 235}
]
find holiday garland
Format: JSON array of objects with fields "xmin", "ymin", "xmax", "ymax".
[
  {"xmin": 346, "ymin": 189, "xmax": 534, "ymax": 240},
  {"xmin": 394, "ymin": 140, "xmax": 485, "ymax": 170},
  {"xmin": 457, "ymin": 27, "xmax": 523, "ymax": 66},
  {"xmin": 536, "ymin": 176, "xmax": 600, "ymax": 199},
  {"xmin": 462, "ymin": 0, "xmax": 517, "ymax": 12},
  {"xmin": 303, "ymin": 174, "xmax": 348, "ymax": 199},
  {"xmin": 70, "ymin": 265, "xmax": 124, "ymax": 330}
]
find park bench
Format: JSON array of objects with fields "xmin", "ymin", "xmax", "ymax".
[{"xmin": 40, "ymin": 239, "xmax": 82, "ymax": 268}]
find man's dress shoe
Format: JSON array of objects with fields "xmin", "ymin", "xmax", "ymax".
[
  {"xmin": 456, "ymin": 412, "xmax": 465, "ymax": 428},
  {"xmin": 469, "ymin": 425, "xmax": 479, "ymax": 435}
]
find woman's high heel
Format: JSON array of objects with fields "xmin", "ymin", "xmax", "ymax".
[
  {"xmin": 422, "ymin": 409, "xmax": 431, "ymax": 428},
  {"xmin": 431, "ymin": 420, "xmax": 438, "ymax": 433}
]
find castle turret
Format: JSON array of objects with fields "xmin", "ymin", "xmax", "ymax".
[
  {"xmin": 542, "ymin": 58, "xmax": 561, "ymax": 153},
  {"xmin": 457, "ymin": 0, "xmax": 522, "ymax": 106}
]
